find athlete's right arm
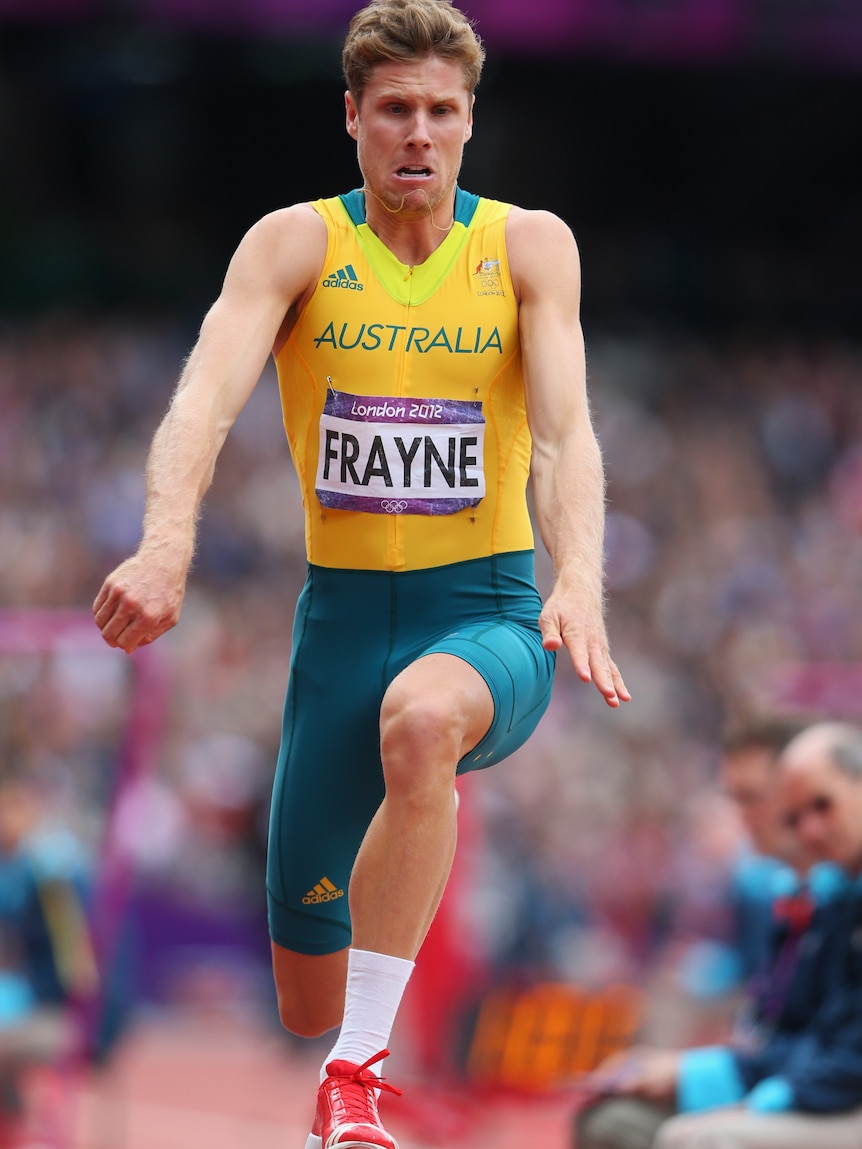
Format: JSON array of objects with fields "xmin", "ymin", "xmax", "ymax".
[{"xmin": 93, "ymin": 204, "xmax": 327, "ymax": 653}]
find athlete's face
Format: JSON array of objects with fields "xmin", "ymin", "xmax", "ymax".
[{"xmin": 345, "ymin": 55, "xmax": 474, "ymax": 223}]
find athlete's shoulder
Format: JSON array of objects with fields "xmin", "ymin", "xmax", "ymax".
[
  {"xmin": 225, "ymin": 203, "xmax": 328, "ymax": 302},
  {"xmin": 505, "ymin": 207, "xmax": 580, "ymax": 298},
  {"xmin": 506, "ymin": 205, "xmax": 577, "ymax": 247},
  {"xmin": 247, "ymin": 201, "xmax": 328, "ymax": 246}
]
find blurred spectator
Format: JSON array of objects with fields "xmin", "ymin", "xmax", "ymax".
[
  {"xmin": 659, "ymin": 715, "xmax": 808, "ymax": 1010},
  {"xmin": 575, "ymin": 721, "xmax": 862, "ymax": 1149},
  {"xmin": 0, "ymin": 773, "xmax": 92, "ymax": 1138},
  {"xmin": 571, "ymin": 715, "xmax": 810, "ymax": 1148}
]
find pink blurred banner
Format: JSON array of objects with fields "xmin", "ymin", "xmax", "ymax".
[
  {"xmin": 1, "ymin": 0, "xmax": 861, "ymax": 67},
  {"xmin": 0, "ymin": 0, "xmax": 100, "ymax": 15}
]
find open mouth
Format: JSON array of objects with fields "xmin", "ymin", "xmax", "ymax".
[{"xmin": 397, "ymin": 166, "xmax": 432, "ymax": 178}]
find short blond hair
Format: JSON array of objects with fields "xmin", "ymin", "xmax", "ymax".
[{"xmin": 342, "ymin": 0, "xmax": 485, "ymax": 103}]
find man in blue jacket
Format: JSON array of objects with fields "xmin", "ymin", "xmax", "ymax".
[
  {"xmin": 650, "ymin": 722, "xmax": 862, "ymax": 1148},
  {"xmin": 575, "ymin": 720, "xmax": 862, "ymax": 1149}
]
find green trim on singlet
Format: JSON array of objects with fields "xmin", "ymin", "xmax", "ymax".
[
  {"xmin": 339, "ymin": 186, "xmax": 479, "ymax": 227},
  {"xmin": 339, "ymin": 188, "xmax": 367, "ymax": 226},
  {"xmin": 337, "ymin": 187, "xmax": 482, "ymax": 306}
]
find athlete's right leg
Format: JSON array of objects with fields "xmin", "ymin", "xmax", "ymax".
[
  {"xmin": 266, "ymin": 568, "xmax": 387, "ymax": 1035},
  {"xmin": 271, "ymin": 942, "xmax": 348, "ymax": 1038}
]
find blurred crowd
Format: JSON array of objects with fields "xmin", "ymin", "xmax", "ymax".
[{"xmin": 1, "ymin": 313, "xmax": 862, "ymax": 1027}]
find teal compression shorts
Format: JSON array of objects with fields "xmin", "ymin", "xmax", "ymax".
[{"xmin": 266, "ymin": 549, "xmax": 556, "ymax": 955}]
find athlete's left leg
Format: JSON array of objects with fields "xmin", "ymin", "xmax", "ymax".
[
  {"xmin": 303, "ymin": 558, "xmax": 556, "ymax": 1148},
  {"xmin": 350, "ymin": 650, "xmax": 494, "ymax": 959},
  {"xmin": 321, "ymin": 606, "xmax": 555, "ymax": 1085},
  {"xmin": 308, "ymin": 653, "xmax": 492, "ymax": 1149}
]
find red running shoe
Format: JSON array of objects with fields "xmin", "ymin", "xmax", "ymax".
[{"xmin": 305, "ymin": 1048, "xmax": 403, "ymax": 1149}]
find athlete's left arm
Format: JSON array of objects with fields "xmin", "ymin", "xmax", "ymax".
[{"xmin": 507, "ymin": 207, "xmax": 629, "ymax": 707}]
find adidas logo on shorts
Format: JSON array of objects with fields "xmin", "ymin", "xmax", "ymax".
[{"xmin": 302, "ymin": 876, "xmax": 345, "ymax": 905}]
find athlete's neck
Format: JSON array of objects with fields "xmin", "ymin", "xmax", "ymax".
[{"xmin": 362, "ymin": 189, "xmax": 455, "ymax": 268}]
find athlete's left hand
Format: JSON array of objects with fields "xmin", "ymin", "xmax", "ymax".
[{"xmin": 539, "ymin": 590, "xmax": 630, "ymax": 708}]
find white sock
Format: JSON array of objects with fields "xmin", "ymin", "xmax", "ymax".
[{"xmin": 321, "ymin": 948, "xmax": 415, "ymax": 1081}]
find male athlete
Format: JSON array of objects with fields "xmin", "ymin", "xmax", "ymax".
[{"xmin": 93, "ymin": 2, "xmax": 629, "ymax": 1146}]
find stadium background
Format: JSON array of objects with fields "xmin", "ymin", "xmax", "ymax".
[{"xmin": 1, "ymin": 2, "xmax": 862, "ymax": 1145}]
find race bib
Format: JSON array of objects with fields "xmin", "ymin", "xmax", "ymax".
[{"xmin": 316, "ymin": 391, "xmax": 485, "ymax": 515}]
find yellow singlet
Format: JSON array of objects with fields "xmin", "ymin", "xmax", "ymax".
[{"xmin": 274, "ymin": 188, "xmax": 534, "ymax": 572}]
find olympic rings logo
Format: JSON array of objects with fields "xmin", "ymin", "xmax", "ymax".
[{"xmin": 381, "ymin": 500, "xmax": 408, "ymax": 514}]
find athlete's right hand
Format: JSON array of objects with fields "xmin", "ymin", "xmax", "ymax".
[{"xmin": 93, "ymin": 550, "xmax": 189, "ymax": 653}]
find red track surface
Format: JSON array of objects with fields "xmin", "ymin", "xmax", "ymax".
[{"xmin": 16, "ymin": 1010, "xmax": 574, "ymax": 1149}]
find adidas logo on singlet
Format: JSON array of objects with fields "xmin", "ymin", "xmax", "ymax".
[
  {"xmin": 322, "ymin": 264, "xmax": 365, "ymax": 292},
  {"xmin": 302, "ymin": 876, "xmax": 345, "ymax": 905}
]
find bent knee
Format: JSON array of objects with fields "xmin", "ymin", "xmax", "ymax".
[
  {"xmin": 380, "ymin": 655, "xmax": 493, "ymax": 776},
  {"xmin": 380, "ymin": 690, "xmax": 464, "ymax": 769}
]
